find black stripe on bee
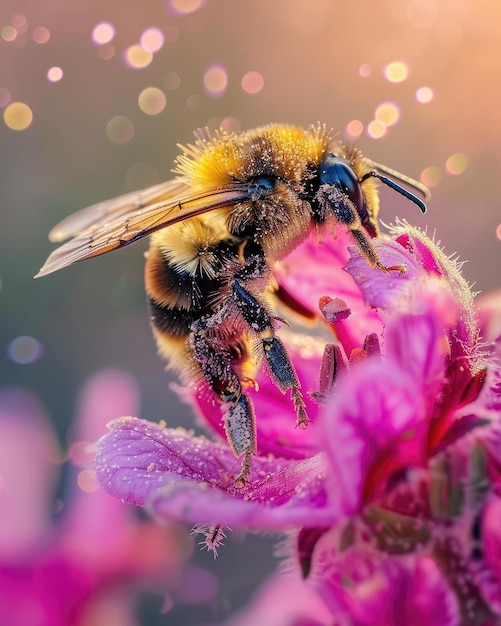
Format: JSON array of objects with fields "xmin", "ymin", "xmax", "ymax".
[{"xmin": 147, "ymin": 296, "xmax": 195, "ymax": 337}]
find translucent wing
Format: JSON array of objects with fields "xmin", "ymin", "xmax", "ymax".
[{"xmin": 36, "ymin": 178, "xmax": 250, "ymax": 277}]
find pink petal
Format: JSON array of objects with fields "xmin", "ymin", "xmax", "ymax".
[
  {"xmin": 224, "ymin": 573, "xmax": 332, "ymax": 626},
  {"xmin": 0, "ymin": 390, "xmax": 60, "ymax": 557},
  {"xmin": 318, "ymin": 357, "xmax": 426, "ymax": 515},
  {"xmin": 350, "ymin": 557, "xmax": 460, "ymax": 626},
  {"xmin": 311, "ymin": 528, "xmax": 459, "ymax": 626}
]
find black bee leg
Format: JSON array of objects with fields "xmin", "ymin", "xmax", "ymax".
[
  {"xmin": 327, "ymin": 192, "xmax": 406, "ymax": 273},
  {"xmin": 190, "ymin": 320, "xmax": 257, "ymax": 486},
  {"xmin": 231, "ymin": 280, "xmax": 309, "ymax": 428}
]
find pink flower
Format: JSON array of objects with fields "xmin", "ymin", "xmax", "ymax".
[
  {"xmin": 0, "ymin": 371, "xmax": 198, "ymax": 626},
  {"xmin": 96, "ymin": 224, "xmax": 501, "ymax": 624}
]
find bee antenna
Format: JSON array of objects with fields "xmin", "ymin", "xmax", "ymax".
[{"xmin": 361, "ymin": 170, "xmax": 428, "ymax": 214}]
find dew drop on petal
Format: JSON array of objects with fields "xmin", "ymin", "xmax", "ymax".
[
  {"xmin": 383, "ymin": 60, "xmax": 409, "ymax": 83},
  {"xmin": 7, "ymin": 336, "xmax": 44, "ymax": 364},
  {"xmin": 138, "ymin": 86, "xmax": 166, "ymax": 114},
  {"xmin": 106, "ymin": 115, "xmax": 135, "ymax": 144},
  {"xmin": 3, "ymin": 102, "xmax": 33, "ymax": 130}
]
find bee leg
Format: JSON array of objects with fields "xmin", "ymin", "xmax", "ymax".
[
  {"xmin": 231, "ymin": 280, "xmax": 309, "ymax": 428},
  {"xmin": 190, "ymin": 320, "xmax": 257, "ymax": 486},
  {"xmin": 349, "ymin": 228, "xmax": 406, "ymax": 274},
  {"xmin": 331, "ymin": 197, "xmax": 406, "ymax": 273}
]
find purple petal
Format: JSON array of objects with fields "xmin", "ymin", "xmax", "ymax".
[
  {"xmin": 96, "ymin": 417, "xmax": 244, "ymax": 505},
  {"xmin": 96, "ymin": 417, "xmax": 336, "ymax": 528},
  {"xmin": 345, "ymin": 237, "xmax": 421, "ymax": 311}
]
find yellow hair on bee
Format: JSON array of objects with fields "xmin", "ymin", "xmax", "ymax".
[{"xmin": 175, "ymin": 123, "xmax": 331, "ymax": 191}]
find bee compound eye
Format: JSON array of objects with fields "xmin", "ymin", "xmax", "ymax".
[
  {"xmin": 318, "ymin": 154, "xmax": 364, "ymax": 212},
  {"xmin": 247, "ymin": 175, "xmax": 276, "ymax": 199}
]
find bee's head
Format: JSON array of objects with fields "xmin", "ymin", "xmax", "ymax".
[{"xmin": 317, "ymin": 152, "xmax": 428, "ymax": 236}]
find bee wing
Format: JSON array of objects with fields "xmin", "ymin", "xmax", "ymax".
[
  {"xmin": 48, "ymin": 179, "xmax": 190, "ymax": 243},
  {"xmin": 36, "ymin": 179, "xmax": 250, "ymax": 277}
]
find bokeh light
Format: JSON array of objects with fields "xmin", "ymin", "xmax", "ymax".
[
  {"xmin": 241, "ymin": 71, "xmax": 264, "ymax": 95},
  {"xmin": 383, "ymin": 61, "xmax": 409, "ymax": 83},
  {"xmin": 12, "ymin": 14, "xmax": 27, "ymax": 32},
  {"xmin": 164, "ymin": 71, "xmax": 181, "ymax": 90},
  {"xmin": 420, "ymin": 165, "xmax": 442, "ymax": 188},
  {"xmin": 106, "ymin": 115, "xmax": 135, "ymax": 144},
  {"xmin": 140, "ymin": 27, "xmax": 164, "ymax": 53},
  {"xmin": 138, "ymin": 87, "xmax": 167, "ymax": 115},
  {"xmin": 359, "ymin": 64, "xmax": 372, "ymax": 77},
  {"xmin": 0, "ymin": 87, "xmax": 11, "ymax": 107},
  {"xmin": 186, "ymin": 94, "xmax": 200, "ymax": 109},
  {"xmin": 47, "ymin": 67, "xmax": 63, "ymax": 82},
  {"xmin": 3, "ymin": 102, "xmax": 33, "ymax": 130},
  {"xmin": 169, "ymin": 0, "xmax": 206, "ymax": 15},
  {"xmin": 124, "ymin": 45, "xmax": 153, "ymax": 69},
  {"xmin": 98, "ymin": 43, "xmax": 115, "ymax": 60},
  {"xmin": 203, "ymin": 64, "xmax": 228, "ymax": 98},
  {"xmin": 32, "ymin": 26, "xmax": 50, "ymax": 43},
  {"xmin": 77, "ymin": 469, "xmax": 100, "ymax": 493},
  {"xmin": 445, "ymin": 153, "xmax": 468, "ymax": 175},
  {"xmin": 92, "ymin": 22, "xmax": 115, "ymax": 45},
  {"xmin": 496, "ymin": 224, "xmax": 501, "ymax": 241},
  {"xmin": 374, "ymin": 102, "xmax": 400, "ymax": 127},
  {"xmin": 7, "ymin": 336, "xmax": 44, "ymax": 364},
  {"xmin": 415, "ymin": 86, "xmax": 434, "ymax": 103},
  {"xmin": 220, "ymin": 116, "xmax": 241, "ymax": 133},
  {"xmin": 1, "ymin": 26, "xmax": 17, "ymax": 42},
  {"xmin": 366, "ymin": 120, "xmax": 387, "ymax": 139},
  {"xmin": 344, "ymin": 119, "xmax": 364, "ymax": 141}
]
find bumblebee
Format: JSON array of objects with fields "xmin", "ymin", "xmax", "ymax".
[{"xmin": 37, "ymin": 123, "xmax": 429, "ymax": 484}]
